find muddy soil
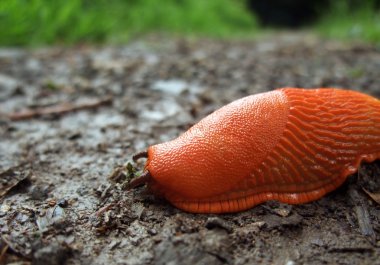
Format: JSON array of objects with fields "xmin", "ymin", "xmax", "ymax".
[{"xmin": 1, "ymin": 33, "xmax": 380, "ymax": 265}]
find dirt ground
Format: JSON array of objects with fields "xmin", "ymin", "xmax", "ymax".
[{"xmin": 1, "ymin": 33, "xmax": 380, "ymax": 265}]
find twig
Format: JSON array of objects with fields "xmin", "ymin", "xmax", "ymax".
[
  {"xmin": 95, "ymin": 203, "xmax": 116, "ymax": 217},
  {"xmin": 7, "ymin": 97, "xmax": 112, "ymax": 121},
  {"xmin": 0, "ymin": 243, "xmax": 9, "ymax": 265},
  {"xmin": 348, "ymin": 184, "xmax": 376, "ymax": 243}
]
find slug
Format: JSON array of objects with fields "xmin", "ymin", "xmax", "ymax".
[{"xmin": 129, "ymin": 88, "xmax": 380, "ymax": 213}]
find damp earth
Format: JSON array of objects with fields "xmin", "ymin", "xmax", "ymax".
[{"xmin": 1, "ymin": 33, "xmax": 380, "ymax": 265}]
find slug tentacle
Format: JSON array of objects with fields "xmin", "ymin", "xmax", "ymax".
[
  {"xmin": 132, "ymin": 151, "xmax": 148, "ymax": 162},
  {"xmin": 127, "ymin": 171, "xmax": 152, "ymax": 189}
]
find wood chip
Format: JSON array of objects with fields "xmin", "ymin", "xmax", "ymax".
[
  {"xmin": 6, "ymin": 97, "xmax": 112, "ymax": 121},
  {"xmin": 0, "ymin": 167, "xmax": 29, "ymax": 199}
]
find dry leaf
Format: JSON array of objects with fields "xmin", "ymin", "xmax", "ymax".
[{"xmin": 362, "ymin": 188, "xmax": 380, "ymax": 205}]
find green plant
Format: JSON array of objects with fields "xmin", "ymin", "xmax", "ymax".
[
  {"xmin": 0, "ymin": 0, "xmax": 257, "ymax": 46},
  {"xmin": 316, "ymin": 0, "xmax": 380, "ymax": 44}
]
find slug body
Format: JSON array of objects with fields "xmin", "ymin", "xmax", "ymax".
[{"xmin": 133, "ymin": 88, "xmax": 380, "ymax": 213}]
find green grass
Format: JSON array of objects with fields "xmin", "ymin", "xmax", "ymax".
[
  {"xmin": 0, "ymin": 0, "xmax": 257, "ymax": 46},
  {"xmin": 1, "ymin": 0, "xmax": 379, "ymax": 46},
  {"xmin": 316, "ymin": 0, "xmax": 380, "ymax": 44}
]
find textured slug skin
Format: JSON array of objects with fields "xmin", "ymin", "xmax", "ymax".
[{"xmin": 143, "ymin": 88, "xmax": 380, "ymax": 213}]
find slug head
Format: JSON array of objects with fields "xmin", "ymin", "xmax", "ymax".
[{"xmin": 129, "ymin": 90, "xmax": 290, "ymax": 204}]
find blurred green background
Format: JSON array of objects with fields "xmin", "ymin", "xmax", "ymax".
[{"xmin": 0, "ymin": 0, "xmax": 379, "ymax": 46}]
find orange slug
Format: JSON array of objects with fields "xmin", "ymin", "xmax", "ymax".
[{"xmin": 129, "ymin": 88, "xmax": 380, "ymax": 213}]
